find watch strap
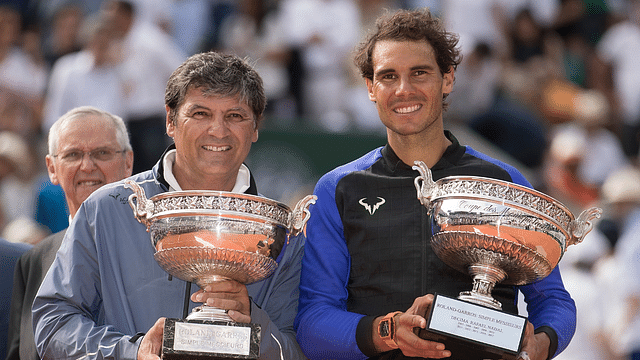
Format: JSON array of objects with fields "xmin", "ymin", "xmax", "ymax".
[{"xmin": 379, "ymin": 311, "xmax": 402, "ymax": 349}]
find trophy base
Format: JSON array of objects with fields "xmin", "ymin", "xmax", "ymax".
[
  {"xmin": 162, "ymin": 318, "xmax": 260, "ymax": 360},
  {"xmin": 419, "ymin": 294, "xmax": 527, "ymax": 360}
]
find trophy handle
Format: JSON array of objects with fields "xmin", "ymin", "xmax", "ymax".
[
  {"xmin": 412, "ymin": 160, "xmax": 437, "ymax": 210},
  {"xmin": 289, "ymin": 194, "xmax": 317, "ymax": 237},
  {"xmin": 567, "ymin": 206, "xmax": 602, "ymax": 246},
  {"xmin": 124, "ymin": 179, "xmax": 153, "ymax": 227}
]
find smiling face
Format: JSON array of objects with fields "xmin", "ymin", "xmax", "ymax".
[
  {"xmin": 46, "ymin": 115, "xmax": 133, "ymax": 216},
  {"xmin": 366, "ymin": 40, "xmax": 454, "ymax": 141},
  {"xmin": 167, "ymin": 87, "xmax": 259, "ymax": 191}
]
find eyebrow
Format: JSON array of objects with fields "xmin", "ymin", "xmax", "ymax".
[
  {"xmin": 184, "ymin": 104, "xmax": 251, "ymax": 116},
  {"xmin": 57, "ymin": 146, "xmax": 116, "ymax": 154},
  {"xmin": 226, "ymin": 107, "xmax": 251, "ymax": 116},
  {"xmin": 374, "ymin": 64, "xmax": 437, "ymax": 79},
  {"xmin": 185, "ymin": 104, "xmax": 210, "ymax": 114}
]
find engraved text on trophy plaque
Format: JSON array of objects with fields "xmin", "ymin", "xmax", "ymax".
[
  {"xmin": 162, "ymin": 319, "xmax": 260, "ymax": 360},
  {"xmin": 421, "ymin": 294, "xmax": 526, "ymax": 360}
]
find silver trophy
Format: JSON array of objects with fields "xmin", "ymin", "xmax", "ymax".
[
  {"xmin": 412, "ymin": 161, "xmax": 601, "ymax": 360},
  {"xmin": 125, "ymin": 179, "xmax": 316, "ymax": 359}
]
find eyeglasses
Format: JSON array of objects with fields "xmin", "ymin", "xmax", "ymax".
[{"xmin": 53, "ymin": 149, "xmax": 126, "ymax": 164}]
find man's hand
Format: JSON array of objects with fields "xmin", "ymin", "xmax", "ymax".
[
  {"xmin": 517, "ymin": 322, "xmax": 551, "ymax": 360},
  {"xmin": 191, "ymin": 279, "xmax": 252, "ymax": 323},
  {"xmin": 373, "ymin": 294, "xmax": 451, "ymax": 358},
  {"xmin": 137, "ymin": 318, "xmax": 165, "ymax": 360}
]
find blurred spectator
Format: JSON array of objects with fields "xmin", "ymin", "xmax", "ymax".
[
  {"xmin": 570, "ymin": 89, "xmax": 628, "ymax": 187},
  {"xmin": 218, "ymin": 0, "xmax": 298, "ymax": 123},
  {"xmin": 279, "ymin": 0, "xmax": 361, "ymax": 132},
  {"xmin": 544, "ymin": 89, "xmax": 629, "ymax": 211},
  {"xmin": 548, "ymin": 1, "xmax": 612, "ymax": 92},
  {"xmin": 0, "ymin": 4, "xmax": 47, "ymax": 138},
  {"xmin": 0, "ymin": 237, "xmax": 31, "ymax": 360},
  {"xmin": 170, "ymin": 0, "xmax": 212, "ymax": 55},
  {"xmin": 596, "ymin": 2, "xmax": 640, "ymax": 159},
  {"xmin": 467, "ymin": 90, "xmax": 549, "ymax": 170},
  {"xmin": 30, "ymin": 0, "xmax": 103, "ymax": 28},
  {"xmin": 1, "ymin": 217, "xmax": 48, "ymax": 245},
  {"xmin": 102, "ymin": 0, "xmax": 186, "ymax": 173},
  {"xmin": 442, "ymin": 0, "xmax": 509, "ymax": 56},
  {"xmin": 197, "ymin": 0, "xmax": 235, "ymax": 52},
  {"xmin": 0, "ymin": 131, "xmax": 37, "ymax": 230},
  {"xmin": 442, "ymin": 0, "xmax": 559, "ymax": 61},
  {"xmin": 41, "ymin": 4, "xmax": 83, "ymax": 69},
  {"xmin": 452, "ymin": 3, "xmax": 568, "ymax": 172},
  {"xmin": 595, "ymin": 165, "xmax": 640, "ymax": 359},
  {"xmin": 42, "ymin": 15, "xmax": 126, "ymax": 131},
  {"xmin": 508, "ymin": 8, "xmax": 548, "ymax": 63},
  {"xmin": 465, "ymin": 52, "xmax": 552, "ymax": 171},
  {"xmin": 343, "ymin": 0, "xmax": 399, "ymax": 134},
  {"xmin": 555, "ymin": 224, "xmax": 613, "ymax": 360},
  {"xmin": 446, "ymin": 41, "xmax": 501, "ymax": 124},
  {"xmin": 551, "ymin": 0, "xmax": 609, "ymax": 46},
  {"xmin": 128, "ymin": 0, "xmax": 174, "ymax": 34}
]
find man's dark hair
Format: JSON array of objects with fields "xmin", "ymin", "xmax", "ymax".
[
  {"xmin": 165, "ymin": 51, "xmax": 266, "ymax": 127},
  {"xmin": 354, "ymin": 8, "xmax": 462, "ymax": 80}
]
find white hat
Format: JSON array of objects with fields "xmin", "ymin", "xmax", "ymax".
[
  {"xmin": 2, "ymin": 216, "xmax": 49, "ymax": 245},
  {"xmin": 0, "ymin": 131, "xmax": 32, "ymax": 177},
  {"xmin": 548, "ymin": 124, "xmax": 587, "ymax": 163},
  {"xmin": 601, "ymin": 166, "xmax": 640, "ymax": 204},
  {"xmin": 572, "ymin": 89, "xmax": 610, "ymax": 126}
]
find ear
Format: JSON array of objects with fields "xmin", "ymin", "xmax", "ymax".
[
  {"xmin": 366, "ymin": 78, "xmax": 376, "ymax": 102},
  {"xmin": 165, "ymin": 105, "xmax": 175, "ymax": 138},
  {"xmin": 124, "ymin": 150, "xmax": 134, "ymax": 177},
  {"xmin": 45, "ymin": 155, "xmax": 59, "ymax": 185},
  {"xmin": 442, "ymin": 67, "xmax": 454, "ymax": 95},
  {"xmin": 252, "ymin": 129, "xmax": 259, "ymax": 143}
]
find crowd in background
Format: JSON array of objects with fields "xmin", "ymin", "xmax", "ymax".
[{"xmin": 0, "ymin": 0, "xmax": 639, "ymax": 359}]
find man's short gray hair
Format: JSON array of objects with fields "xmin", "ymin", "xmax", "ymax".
[{"xmin": 48, "ymin": 106, "xmax": 132, "ymax": 156}]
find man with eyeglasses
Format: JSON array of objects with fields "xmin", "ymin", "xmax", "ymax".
[
  {"xmin": 32, "ymin": 51, "xmax": 308, "ymax": 360},
  {"xmin": 7, "ymin": 105, "xmax": 134, "ymax": 360}
]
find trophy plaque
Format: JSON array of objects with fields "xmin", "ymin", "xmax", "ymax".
[
  {"xmin": 412, "ymin": 161, "xmax": 601, "ymax": 360},
  {"xmin": 125, "ymin": 180, "xmax": 316, "ymax": 359}
]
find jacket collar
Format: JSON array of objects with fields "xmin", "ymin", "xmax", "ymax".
[
  {"xmin": 381, "ymin": 130, "xmax": 465, "ymax": 174},
  {"xmin": 152, "ymin": 144, "xmax": 259, "ymax": 195}
]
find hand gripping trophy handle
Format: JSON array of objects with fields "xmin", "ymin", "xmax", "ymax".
[
  {"xmin": 413, "ymin": 160, "xmax": 438, "ymax": 211},
  {"xmin": 289, "ymin": 195, "xmax": 317, "ymax": 238},
  {"xmin": 125, "ymin": 179, "xmax": 154, "ymax": 228},
  {"xmin": 567, "ymin": 206, "xmax": 602, "ymax": 246}
]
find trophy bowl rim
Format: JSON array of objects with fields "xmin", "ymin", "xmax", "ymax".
[
  {"xmin": 148, "ymin": 210, "xmax": 289, "ymax": 227},
  {"xmin": 435, "ymin": 175, "xmax": 573, "ymax": 212},
  {"xmin": 147, "ymin": 190, "xmax": 292, "ymax": 212},
  {"xmin": 431, "ymin": 175, "xmax": 576, "ymax": 230},
  {"xmin": 139, "ymin": 190, "xmax": 294, "ymax": 227}
]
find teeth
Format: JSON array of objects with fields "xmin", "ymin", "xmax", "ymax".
[
  {"xmin": 203, "ymin": 145, "xmax": 230, "ymax": 151},
  {"xmin": 79, "ymin": 181, "xmax": 101, "ymax": 186},
  {"xmin": 395, "ymin": 105, "xmax": 421, "ymax": 114}
]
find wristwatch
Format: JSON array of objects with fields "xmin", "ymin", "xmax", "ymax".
[{"xmin": 378, "ymin": 311, "xmax": 402, "ymax": 349}]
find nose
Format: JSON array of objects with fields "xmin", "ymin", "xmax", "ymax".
[
  {"xmin": 207, "ymin": 115, "xmax": 230, "ymax": 136},
  {"xmin": 79, "ymin": 153, "xmax": 98, "ymax": 171},
  {"xmin": 396, "ymin": 75, "xmax": 415, "ymax": 95}
]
